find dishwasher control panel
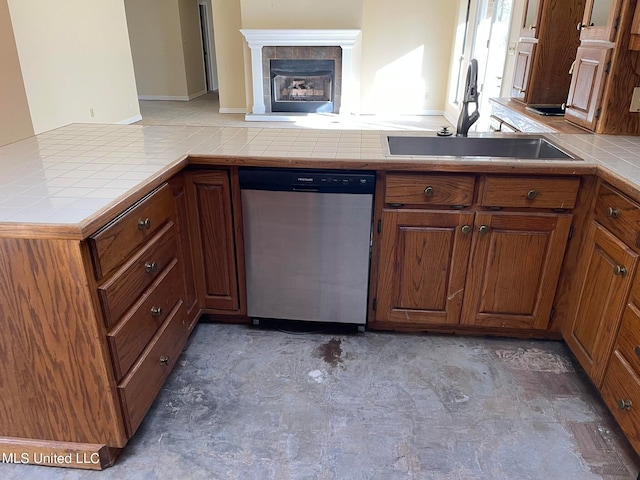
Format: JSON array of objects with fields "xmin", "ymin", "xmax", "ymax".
[{"xmin": 239, "ymin": 167, "xmax": 375, "ymax": 194}]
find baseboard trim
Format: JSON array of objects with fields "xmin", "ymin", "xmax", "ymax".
[
  {"xmin": 188, "ymin": 90, "xmax": 207, "ymax": 100},
  {"xmin": 116, "ymin": 114, "xmax": 142, "ymax": 125},
  {"xmin": 138, "ymin": 95, "xmax": 190, "ymax": 101}
]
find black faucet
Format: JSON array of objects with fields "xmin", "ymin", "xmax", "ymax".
[{"xmin": 456, "ymin": 59, "xmax": 480, "ymax": 136}]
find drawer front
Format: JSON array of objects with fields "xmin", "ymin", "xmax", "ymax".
[
  {"xmin": 98, "ymin": 222, "xmax": 177, "ymax": 328},
  {"xmin": 108, "ymin": 258, "xmax": 184, "ymax": 380},
  {"xmin": 90, "ymin": 183, "xmax": 174, "ymax": 279},
  {"xmin": 118, "ymin": 299, "xmax": 190, "ymax": 437},
  {"xmin": 594, "ymin": 183, "xmax": 640, "ymax": 250},
  {"xmin": 482, "ymin": 176, "xmax": 580, "ymax": 209},
  {"xmin": 616, "ymin": 302, "xmax": 640, "ymax": 376},
  {"xmin": 601, "ymin": 351, "xmax": 640, "ymax": 454},
  {"xmin": 385, "ymin": 174, "xmax": 475, "ymax": 206}
]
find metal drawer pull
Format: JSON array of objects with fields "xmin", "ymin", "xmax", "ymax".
[
  {"xmin": 151, "ymin": 306, "xmax": 163, "ymax": 318},
  {"xmin": 159, "ymin": 356, "xmax": 170, "ymax": 366},
  {"xmin": 527, "ymin": 190, "xmax": 538, "ymax": 200},
  {"xmin": 634, "ymin": 346, "xmax": 640, "ymax": 358},
  {"xmin": 424, "ymin": 186, "xmax": 435, "ymax": 196},
  {"xmin": 618, "ymin": 399, "xmax": 633, "ymax": 411},
  {"xmin": 461, "ymin": 225, "xmax": 472, "ymax": 235},
  {"xmin": 144, "ymin": 261, "xmax": 158, "ymax": 273},
  {"xmin": 613, "ymin": 265, "xmax": 628, "ymax": 277},
  {"xmin": 607, "ymin": 207, "xmax": 620, "ymax": 219},
  {"xmin": 138, "ymin": 218, "xmax": 151, "ymax": 230},
  {"xmin": 478, "ymin": 225, "xmax": 489, "ymax": 235}
]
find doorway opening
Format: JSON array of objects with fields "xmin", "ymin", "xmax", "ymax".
[{"xmin": 198, "ymin": 0, "xmax": 218, "ymax": 93}]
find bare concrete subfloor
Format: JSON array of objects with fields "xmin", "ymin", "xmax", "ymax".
[{"xmin": 2, "ymin": 322, "xmax": 640, "ymax": 480}]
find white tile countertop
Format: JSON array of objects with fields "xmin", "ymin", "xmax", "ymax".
[{"xmin": 1, "ymin": 123, "xmax": 640, "ymax": 228}]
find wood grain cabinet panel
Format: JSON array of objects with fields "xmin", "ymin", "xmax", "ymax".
[
  {"xmin": 511, "ymin": 42, "xmax": 536, "ymax": 101},
  {"xmin": 186, "ymin": 170, "xmax": 240, "ymax": 312},
  {"xmin": 564, "ymin": 220, "xmax": 638, "ymax": 387},
  {"xmin": 482, "ymin": 176, "xmax": 580, "ymax": 209},
  {"xmin": 375, "ymin": 209, "xmax": 474, "ymax": 326},
  {"xmin": 461, "ymin": 212, "xmax": 573, "ymax": 330},
  {"xmin": 594, "ymin": 182, "xmax": 640, "ymax": 249},
  {"xmin": 385, "ymin": 173, "xmax": 475, "ymax": 206},
  {"xmin": 565, "ymin": 46, "xmax": 612, "ymax": 131}
]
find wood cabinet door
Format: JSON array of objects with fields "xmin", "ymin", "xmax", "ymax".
[
  {"xmin": 375, "ymin": 209, "xmax": 474, "ymax": 326},
  {"xmin": 511, "ymin": 41, "xmax": 536, "ymax": 101},
  {"xmin": 564, "ymin": 221, "xmax": 638, "ymax": 387},
  {"xmin": 460, "ymin": 212, "xmax": 572, "ymax": 330},
  {"xmin": 186, "ymin": 170, "xmax": 240, "ymax": 311},
  {"xmin": 565, "ymin": 46, "xmax": 612, "ymax": 131},
  {"xmin": 580, "ymin": 0, "xmax": 622, "ymax": 42}
]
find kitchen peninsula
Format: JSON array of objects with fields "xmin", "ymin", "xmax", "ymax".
[{"xmin": 1, "ymin": 124, "xmax": 640, "ymax": 469}]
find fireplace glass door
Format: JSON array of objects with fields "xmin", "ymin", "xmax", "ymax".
[{"xmin": 270, "ymin": 59, "xmax": 335, "ymax": 113}]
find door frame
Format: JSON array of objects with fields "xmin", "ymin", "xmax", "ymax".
[{"xmin": 198, "ymin": 0, "xmax": 218, "ymax": 92}]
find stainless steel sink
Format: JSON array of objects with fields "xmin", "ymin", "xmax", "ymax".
[{"xmin": 387, "ymin": 135, "xmax": 580, "ymax": 160}]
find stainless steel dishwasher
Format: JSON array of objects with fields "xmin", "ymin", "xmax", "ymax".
[{"xmin": 239, "ymin": 167, "xmax": 375, "ymax": 329}]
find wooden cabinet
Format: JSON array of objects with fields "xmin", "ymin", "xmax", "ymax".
[
  {"xmin": 565, "ymin": 183, "xmax": 640, "ymax": 387},
  {"xmin": 631, "ymin": 0, "xmax": 640, "ymax": 48},
  {"xmin": 564, "ymin": 46, "xmax": 613, "ymax": 130},
  {"xmin": 186, "ymin": 169, "xmax": 244, "ymax": 313},
  {"xmin": 372, "ymin": 173, "xmax": 578, "ymax": 333},
  {"xmin": 510, "ymin": 0, "xmax": 585, "ymax": 105},
  {"xmin": 461, "ymin": 212, "xmax": 572, "ymax": 329},
  {"xmin": 566, "ymin": 0, "xmax": 640, "ymax": 134}
]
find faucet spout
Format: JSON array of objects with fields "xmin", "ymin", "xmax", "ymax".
[{"xmin": 456, "ymin": 59, "xmax": 480, "ymax": 137}]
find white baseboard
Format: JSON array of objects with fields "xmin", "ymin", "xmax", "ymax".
[
  {"xmin": 138, "ymin": 90, "xmax": 209, "ymax": 102},
  {"xmin": 188, "ymin": 90, "xmax": 207, "ymax": 100},
  {"xmin": 219, "ymin": 107, "xmax": 247, "ymax": 114},
  {"xmin": 116, "ymin": 114, "xmax": 143, "ymax": 125}
]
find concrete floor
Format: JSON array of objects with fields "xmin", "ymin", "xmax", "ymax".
[{"xmin": 2, "ymin": 322, "xmax": 639, "ymax": 479}]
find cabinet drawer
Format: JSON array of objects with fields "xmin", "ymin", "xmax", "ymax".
[
  {"xmin": 98, "ymin": 222, "xmax": 177, "ymax": 328},
  {"xmin": 482, "ymin": 176, "xmax": 579, "ymax": 209},
  {"xmin": 594, "ymin": 183, "xmax": 640, "ymax": 250},
  {"xmin": 118, "ymin": 299, "xmax": 190, "ymax": 437},
  {"xmin": 385, "ymin": 174, "xmax": 475, "ymax": 206},
  {"xmin": 616, "ymin": 302, "xmax": 640, "ymax": 377},
  {"xmin": 90, "ymin": 183, "xmax": 174, "ymax": 279},
  {"xmin": 601, "ymin": 351, "xmax": 640, "ymax": 454},
  {"xmin": 108, "ymin": 258, "xmax": 184, "ymax": 380}
]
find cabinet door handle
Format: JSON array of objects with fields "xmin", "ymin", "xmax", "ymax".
[
  {"xmin": 577, "ymin": 22, "xmax": 586, "ymax": 30},
  {"xmin": 138, "ymin": 218, "xmax": 151, "ymax": 230},
  {"xmin": 424, "ymin": 186, "xmax": 435, "ymax": 197},
  {"xmin": 613, "ymin": 265, "xmax": 628, "ymax": 276},
  {"xmin": 607, "ymin": 207, "xmax": 620, "ymax": 219},
  {"xmin": 151, "ymin": 306, "xmax": 163, "ymax": 318},
  {"xmin": 527, "ymin": 190, "xmax": 538, "ymax": 200},
  {"xmin": 617, "ymin": 399, "xmax": 633, "ymax": 411},
  {"xmin": 478, "ymin": 225, "xmax": 490, "ymax": 235},
  {"xmin": 461, "ymin": 225, "xmax": 472, "ymax": 235},
  {"xmin": 145, "ymin": 261, "xmax": 158, "ymax": 273},
  {"xmin": 159, "ymin": 355, "xmax": 170, "ymax": 366}
]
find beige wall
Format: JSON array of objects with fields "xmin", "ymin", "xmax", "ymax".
[
  {"xmin": 0, "ymin": 0, "xmax": 33, "ymax": 146},
  {"xmin": 212, "ymin": 0, "xmax": 246, "ymax": 112},
  {"xmin": 360, "ymin": 0, "xmax": 457, "ymax": 114},
  {"xmin": 8, "ymin": 0, "xmax": 140, "ymax": 134},
  {"xmin": 178, "ymin": 0, "xmax": 206, "ymax": 97},
  {"xmin": 240, "ymin": 0, "xmax": 362, "ymax": 29}
]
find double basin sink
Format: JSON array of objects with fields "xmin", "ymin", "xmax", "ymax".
[{"xmin": 387, "ymin": 135, "xmax": 580, "ymax": 160}]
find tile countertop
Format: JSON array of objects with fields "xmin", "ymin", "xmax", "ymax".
[{"xmin": 1, "ymin": 123, "xmax": 640, "ymax": 234}]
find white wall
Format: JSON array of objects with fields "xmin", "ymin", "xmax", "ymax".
[{"xmin": 8, "ymin": 0, "xmax": 140, "ymax": 134}]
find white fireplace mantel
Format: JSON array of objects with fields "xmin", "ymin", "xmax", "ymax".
[{"xmin": 240, "ymin": 29, "xmax": 361, "ymax": 117}]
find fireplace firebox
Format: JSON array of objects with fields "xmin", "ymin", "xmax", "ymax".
[{"xmin": 270, "ymin": 59, "xmax": 335, "ymax": 113}]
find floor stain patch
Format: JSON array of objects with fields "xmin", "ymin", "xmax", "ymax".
[
  {"xmin": 313, "ymin": 338, "xmax": 343, "ymax": 367},
  {"xmin": 495, "ymin": 347, "xmax": 574, "ymax": 373}
]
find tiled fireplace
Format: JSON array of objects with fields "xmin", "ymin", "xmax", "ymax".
[{"xmin": 240, "ymin": 30, "xmax": 360, "ymax": 120}]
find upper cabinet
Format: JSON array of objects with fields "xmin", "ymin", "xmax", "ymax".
[
  {"xmin": 630, "ymin": 0, "xmax": 640, "ymax": 48},
  {"xmin": 510, "ymin": 0, "xmax": 586, "ymax": 106},
  {"xmin": 565, "ymin": 0, "xmax": 640, "ymax": 134},
  {"xmin": 579, "ymin": 0, "xmax": 623, "ymax": 42}
]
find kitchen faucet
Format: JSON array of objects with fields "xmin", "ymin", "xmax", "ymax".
[{"xmin": 456, "ymin": 59, "xmax": 480, "ymax": 136}]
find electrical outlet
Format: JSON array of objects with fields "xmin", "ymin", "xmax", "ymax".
[{"xmin": 631, "ymin": 87, "xmax": 640, "ymax": 113}]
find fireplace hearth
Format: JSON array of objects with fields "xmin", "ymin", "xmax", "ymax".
[{"xmin": 271, "ymin": 59, "xmax": 335, "ymax": 113}]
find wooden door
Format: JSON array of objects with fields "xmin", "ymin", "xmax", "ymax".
[
  {"xmin": 511, "ymin": 41, "xmax": 536, "ymax": 101},
  {"xmin": 564, "ymin": 221, "xmax": 638, "ymax": 387},
  {"xmin": 186, "ymin": 170, "xmax": 240, "ymax": 311},
  {"xmin": 461, "ymin": 212, "xmax": 572, "ymax": 330},
  {"xmin": 580, "ymin": 0, "xmax": 622, "ymax": 42},
  {"xmin": 375, "ymin": 209, "xmax": 474, "ymax": 326},
  {"xmin": 565, "ymin": 46, "xmax": 612, "ymax": 131}
]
